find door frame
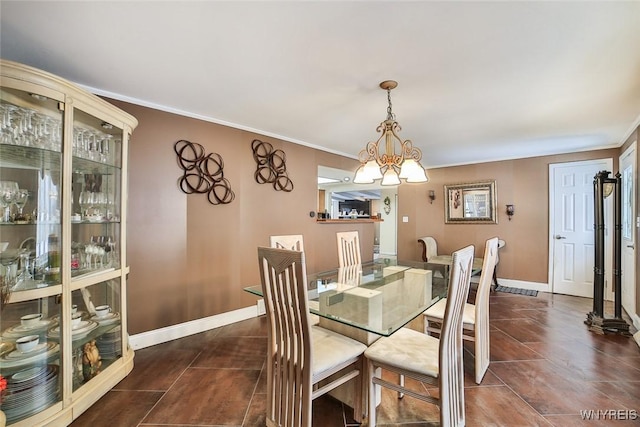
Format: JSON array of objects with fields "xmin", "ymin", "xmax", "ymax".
[
  {"xmin": 620, "ymin": 141, "xmax": 637, "ymax": 321},
  {"xmin": 548, "ymin": 158, "xmax": 614, "ymax": 297}
]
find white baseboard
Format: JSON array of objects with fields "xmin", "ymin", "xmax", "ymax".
[
  {"xmin": 630, "ymin": 312, "xmax": 640, "ymax": 333},
  {"xmin": 129, "ymin": 305, "xmax": 259, "ymax": 350}
]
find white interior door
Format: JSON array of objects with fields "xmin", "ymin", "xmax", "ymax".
[
  {"xmin": 549, "ymin": 159, "xmax": 613, "ymax": 297},
  {"xmin": 620, "ymin": 142, "xmax": 636, "ymax": 317}
]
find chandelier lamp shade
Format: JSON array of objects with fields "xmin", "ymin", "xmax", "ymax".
[{"xmin": 353, "ymin": 80, "xmax": 429, "ymax": 186}]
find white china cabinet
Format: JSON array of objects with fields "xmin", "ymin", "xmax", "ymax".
[{"xmin": 0, "ymin": 60, "xmax": 137, "ymax": 426}]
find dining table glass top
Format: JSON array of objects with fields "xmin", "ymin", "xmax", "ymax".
[{"xmin": 244, "ymin": 257, "xmax": 478, "ymax": 337}]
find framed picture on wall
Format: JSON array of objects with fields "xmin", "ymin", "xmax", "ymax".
[{"xmin": 444, "ymin": 180, "xmax": 497, "ymax": 224}]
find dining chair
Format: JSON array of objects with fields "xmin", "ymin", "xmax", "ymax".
[
  {"xmin": 337, "ymin": 263, "xmax": 363, "ymax": 289},
  {"xmin": 257, "ymin": 246, "xmax": 367, "ymax": 426},
  {"xmin": 269, "ymin": 234, "xmax": 304, "ymax": 252},
  {"xmin": 417, "ymin": 236, "xmax": 438, "ymax": 261},
  {"xmin": 492, "ymin": 239, "xmax": 506, "ymax": 289},
  {"xmin": 336, "ymin": 231, "xmax": 361, "ymax": 267},
  {"xmin": 364, "ymin": 245, "xmax": 474, "ymax": 427},
  {"xmin": 268, "ymin": 234, "xmax": 319, "ymax": 326},
  {"xmin": 417, "ymin": 236, "xmax": 445, "ymax": 279},
  {"xmin": 423, "ymin": 237, "xmax": 499, "ymax": 384}
]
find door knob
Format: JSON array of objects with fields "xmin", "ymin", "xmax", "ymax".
[
  {"xmin": 627, "ymin": 244, "xmax": 635, "ymax": 249},
  {"xmin": 554, "ymin": 235, "xmax": 567, "ymax": 240}
]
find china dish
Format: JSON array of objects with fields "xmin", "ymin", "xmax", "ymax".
[
  {"xmin": 49, "ymin": 310, "xmax": 88, "ymax": 323},
  {"xmin": 91, "ymin": 311, "xmax": 120, "ymax": 326},
  {"xmin": 20, "ymin": 313, "xmax": 43, "ymax": 327},
  {"xmin": 47, "ymin": 320, "xmax": 98, "ymax": 340},
  {"xmin": 72, "ymin": 320, "xmax": 90, "ymax": 330},
  {"xmin": 5, "ymin": 342, "xmax": 50, "ymax": 359},
  {"xmin": 94, "ymin": 305, "xmax": 111, "ymax": 318},
  {"xmin": 71, "ymin": 315, "xmax": 83, "ymax": 328},
  {"xmin": 0, "ymin": 341, "xmax": 59, "ymax": 369},
  {"xmin": 96, "ymin": 326, "xmax": 122, "ymax": 360},
  {"xmin": 0, "ymin": 340, "xmax": 15, "ymax": 357},
  {"xmin": 16, "ymin": 335, "xmax": 39, "ymax": 352},
  {"xmin": 2, "ymin": 364, "xmax": 60, "ymax": 423},
  {"xmin": 2, "ymin": 318, "xmax": 57, "ymax": 339}
]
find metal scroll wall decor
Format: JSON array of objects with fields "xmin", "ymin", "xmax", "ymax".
[
  {"xmin": 251, "ymin": 139, "xmax": 294, "ymax": 192},
  {"xmin": 174, "ymin": 139, "xmax": 235, "ymax": 205}
]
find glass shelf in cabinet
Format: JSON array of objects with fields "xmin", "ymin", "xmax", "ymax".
[
  {"xmin": 0, "ymin": 143, "xmax": 62, "ymax": 171},
  {"xmin": 72, "ymin": 154, "xmax": 120, "ymax": 174}
]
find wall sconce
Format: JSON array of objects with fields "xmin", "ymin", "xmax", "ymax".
[
  {"xmin": 428, "ymin": 190, "xmax": 436, "ymax": 204},
  {"xmin": 506, "ymin": 204, "xmax": 515, "ymax": 220}
]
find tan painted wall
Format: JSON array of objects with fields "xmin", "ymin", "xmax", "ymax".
[
  {"xmin": 397, "ymin": 150, "xmax": 619, "ymax": 285},
  {"xmin": 109, "ymin": 99, "xmax": 372, "ymax": 334},
  {"xmin": 111, "ymin": 98, "xmax": 638, "ymax": 334}
]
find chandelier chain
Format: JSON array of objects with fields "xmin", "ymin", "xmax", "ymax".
[{"xmin": 386, "ymin": 88, "xmax": 395, "ymax": 121}]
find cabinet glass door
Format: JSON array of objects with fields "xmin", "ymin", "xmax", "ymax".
[
  {"xmin": 0, "ymin": 295, "xmax": 62, "ymax": 423},
  {"xmin": 71, "ymin": 109, "xmax": 123, "ymax": 278},
  {"xmin": 0, "ymin": 87, "xmax": 63, "ymax": 294},
  {"xmin": 70, "ymin": 278, "xmax": 122, "ymax": 391}
]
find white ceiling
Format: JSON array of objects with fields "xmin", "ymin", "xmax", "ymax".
[{"xmin": 2, "ymin": 1, "xmax": 639, "ymax": 168}]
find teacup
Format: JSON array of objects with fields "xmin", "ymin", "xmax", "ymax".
[
  {"xmin": 16, "ymin": 335, "xmax": 39, "ymax": 352},
  {"xmin": 72, "ymin": 314, "xmax": 82, "ymax": 328},
  {"xmin": 94, "ymin": 305, "xmax": 111, "ymax": 318},
  {"xmin": 20, "ymin": 313, "xmax": 42, "ymax": 328}
]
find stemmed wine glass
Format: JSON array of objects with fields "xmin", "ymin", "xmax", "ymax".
[
  {"xmin": 12, "ymin": 188, "xmax": 29, "ymax": 221},
  {"xmin": 0, "ymin": 181, "xmax": 19, "ymax": 222}
]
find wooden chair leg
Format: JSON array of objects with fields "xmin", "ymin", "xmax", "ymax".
[{"xmin": 368, "ymin": 359, "xmax": 377, "ymax": 427}]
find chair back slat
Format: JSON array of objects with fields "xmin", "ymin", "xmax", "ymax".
[
  {"xmin": 270, "ymin": 235, "xmax": 307, "ymax": 290},
  {"xmin": 270, "ymin": 234, "xmax": 305, "ymax": 252},
  {"xmin": 258, "ymin": 247, "xmax": 313, "ymax": 427},
  {"xmin": 439, "ymin": 244, "xmax": 474, "ymax": 427},
  {"xmin": 337, "ymin": 231, "xmax": 361, "ymax": 267},
  {"xmin": 474, "ymin": 237, "xmax": 499, "ymax": 382}
]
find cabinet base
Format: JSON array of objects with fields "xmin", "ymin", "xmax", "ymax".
[{"xmin": 9, "ymin": 349, "xmax": 134, "ymax": 427}]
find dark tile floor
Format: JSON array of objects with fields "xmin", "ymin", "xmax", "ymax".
[{"xmin": 71, "ymin": 291, "xmax": 640, "ymax": 426}]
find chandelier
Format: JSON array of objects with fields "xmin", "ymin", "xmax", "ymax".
[{"xmin": 353, "ymin": 80, "xmax": 428, "ymax": 186}]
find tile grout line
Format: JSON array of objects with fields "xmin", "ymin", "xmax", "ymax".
[{"xmin": 136, "ymin": 349, "xmax": 205, "ymax": 427}]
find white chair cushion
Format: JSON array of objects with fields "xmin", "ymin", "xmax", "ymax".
[
  {"xmin": 364, "ymin": 328, "xmax": 440, "ymax": 377},
  {"xmin": 423, "ymin": 298, "xmax": 476, "ymax": 326},
  {"xmin": 312, "ymin": 326, "xmax": 367, "ymax": 377}
]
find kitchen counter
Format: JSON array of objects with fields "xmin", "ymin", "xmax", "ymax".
[{"xmin": 316, "ymin": 218, "xmax": 384, "ymax": 224}]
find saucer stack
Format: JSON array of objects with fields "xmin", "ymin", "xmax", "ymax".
[
  {"xmin": 2, "ymin": 318, "xmax": 56, "ymax": 339},
  {"xmin": 96, "ymin": 326, "xmax": 122, "ymax": 360},
  {"xmin": 2, "ymin": 364, "xmax": 59, "ymax": 423},
  {"xmin": 0, "ymin": 341, "xmax": 59, "ymax": 370},
  {"xmin": 47, "ymin": 320, "xmax": 98, "ymax": 340}
]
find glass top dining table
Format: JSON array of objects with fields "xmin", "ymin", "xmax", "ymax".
[{"xmin": 244, "ymin": 257, "xmax": 481, "ymax": 338}]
